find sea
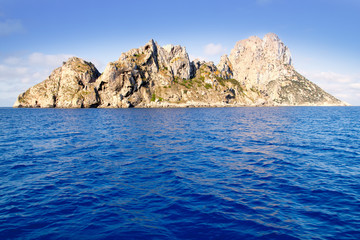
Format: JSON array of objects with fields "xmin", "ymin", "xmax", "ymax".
[{"xmin": 0, "ymin": 107, "xmax": 359, "ymax": 240}]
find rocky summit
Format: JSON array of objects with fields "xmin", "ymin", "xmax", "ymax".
[{"xmin": 14, "ymin": 33, "xmax": 347, "ymax": 108}]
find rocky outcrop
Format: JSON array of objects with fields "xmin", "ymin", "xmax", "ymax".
[
  {"xmin": 217, "ymin": 55, "xmax": 233, "ymax": 80},
  {"xmin": 229, "ymin": 33, "xmax": 292, "ymax": 89},
  {"xmin": 227, "ymin": 33, "xmax": 344, "ymax": 106},
  {"xmin": 14, "ymin": 33, "xmax": 347, "ymax": 108},
  {"xmin": 14, "ymin": 57, "xmax": 101, "ymax": 108},
  {"xmin": 161, "ymin": 44, "xmax": 191, "ymax": 80}
]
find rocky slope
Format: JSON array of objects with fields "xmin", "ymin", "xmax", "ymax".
[{"xmin": 14, "ymin": 33, "xmax": 347, "ymax": 108}]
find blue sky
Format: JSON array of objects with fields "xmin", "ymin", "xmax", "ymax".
[{"xmin": 1, "ymin": 0, "xmax": 359, "ymax": 106}]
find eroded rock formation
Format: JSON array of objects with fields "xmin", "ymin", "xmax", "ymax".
[{"xmin": 14, "ymin": 33, "xmax": 347, "ymax": 108}]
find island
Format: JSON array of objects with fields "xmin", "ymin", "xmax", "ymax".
[{"xmin": 13, "ymin": 33, "xmax": 347, "ymax": 108}]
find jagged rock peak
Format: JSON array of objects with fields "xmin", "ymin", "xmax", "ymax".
[
  {"xmin": 162, "ymin": 44, "xmax": 174, "ymax": 53},
  {"xmin": 144, "ymin": 39, "xmax": 158, "ymax": 53},
  {"xmin": 156, "ymin": 42, "xmax": 191, "ymax": 80},
  {"xmin": 229, "ymin": 32, "xmax": 293, "ymax": 88},
  {"xmin": 118, "ymin": 39, "xmax": 158, "ymax": 61},
  {"xmin": 262, "ymin": 33, "xmax": 292, "ymax": 65},
  {"xmin": 62, "ymin": 57, "xmax": 101, "ymax": 83},
  {"xmin": 217, "ymin": 54, "xmax": 233, "ymax": 80},
  {"xmin": 230, "ymin": 33, "xmax": 291, "ymax": 65},
  {"xmin": 13, "ymin": 34, "xmax": 347, "ymax": 108},
  {"xmin": 64, "ymin": 56, "xmax": 86, "ymax": 64},
  {"xmin": 63, "ymin": 56, "xmax": 97, "ymax": 69},
  {"xmin": 162, "ymin": 44, "xmax": 187, "ymax": 55}
]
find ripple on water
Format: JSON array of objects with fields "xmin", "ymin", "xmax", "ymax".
[{"xmin": 0, "ymin": 107, "xmax": 359, "ymax": 239}]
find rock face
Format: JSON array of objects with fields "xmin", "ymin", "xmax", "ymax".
[
  {"xmin": 229, "ymin": 33, "xmax": 292, "ymax": 89},
  {"xmin": 217, "ymin": 55, "xmax": 233, "ymax": 80},
  {"xmin": 14, "ymin": 57, "xmax": 101, "ymax": 108},
  {"xmin": 14, "ymin": 33, "xmax": 347, "ymax": 108}
]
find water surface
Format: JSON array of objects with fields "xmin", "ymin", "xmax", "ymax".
[{"xmin": 0, "ymin": 107, "xmax": 359, "ymax": 239}]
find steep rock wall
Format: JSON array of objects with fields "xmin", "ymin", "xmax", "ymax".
[{"xmin": 14, "ymin": 34, "xmax": 347, "ymax": 108}]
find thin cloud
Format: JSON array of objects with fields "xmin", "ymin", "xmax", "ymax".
[
  {"xmin": 28, "ymin": 52, "xmax": 74, "ymax": 67},
  {"xmin": 0, "ymin": 19, "xmax": 24, "ymax": 36},
  {"xmin": 204, "ymin": 43, "xmax": 226, "ymax": 56},
  {"xmin": 3, "ymin": 56, "xmax": 21, "ymax": 65},
  {"xmin": 350, "ymin": 83, "xmax": 360, "ymax": 89},
  {"xmin": 302, "ymin": 71, "xmax": 360, "ymax": 106},
  {"xmin": 0, "ymin": 53, "xmax": 74, "ymax": 106}
]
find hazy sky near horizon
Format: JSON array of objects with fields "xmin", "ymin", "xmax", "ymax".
[{"xmin": 1, "ymin": 0, "xmax": 359, "ymax": 106}]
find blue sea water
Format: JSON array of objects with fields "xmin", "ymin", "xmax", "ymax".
[{"xmin": 0, "ymin": 107, "xmax": 359, "ymax": 240}]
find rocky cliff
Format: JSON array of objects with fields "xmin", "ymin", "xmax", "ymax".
[{"xmin": 14, "ymin": 33, "xmax": 347, "ymax": 108}]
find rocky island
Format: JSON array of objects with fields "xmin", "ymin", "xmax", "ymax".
[{"xmin": 13, "ymin": 33, "xmax": 347, "ymax": 108}]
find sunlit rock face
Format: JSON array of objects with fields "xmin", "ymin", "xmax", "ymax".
[
  {"xmin": 14, "ymin": 34, "xmax": 347, "ymax": 108},
  {"xmin": 14, "ymin": 57, "xmax": 101, "ymax": 108},
  {"xmin": 229, "ymin": 33, "xmax": 292, "ymax": 89}
]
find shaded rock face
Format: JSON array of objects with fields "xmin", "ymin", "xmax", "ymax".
[
  {"xmin": 92, "ymin": 39, "xmax": 193, "ymax": 108},
  {"xmin": 14, "ymin": 34, "xmax": 347, "ymax": 108},
  {"xmin": 217, "ymin": 55, "xmax": 233, "ymax": 80},
  {"xmin": 161, "ymin": 44, "xmax": 191, "ymax": 80}
]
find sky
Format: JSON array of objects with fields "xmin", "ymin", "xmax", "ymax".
[{"xmin": 1, "ymin": 0, "xmax": 359, "ymax": 106}]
